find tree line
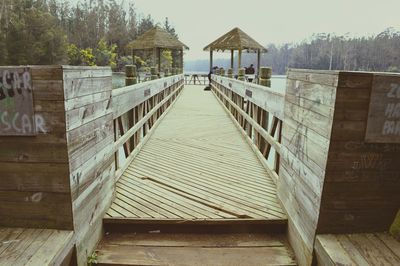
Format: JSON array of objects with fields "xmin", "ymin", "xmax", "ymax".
[
  {"xmin": 0, "ymin": 0, "xmax": 177, "ymax": 70},
  {"xmin": 186, "ymin": 28, "xmax": 400, "ymax": 74},
  {"xmin": 256, "ymin": 28, "xmax": 400, "ymax": 74}
]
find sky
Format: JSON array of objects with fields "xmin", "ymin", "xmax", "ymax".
[
  {"xmin": 123, "ymin": 0, "xmax": 400, "ymax": 61},
  {"xmin": 130, "ymin": 0, "xmax": 400, "ymax": 61}
]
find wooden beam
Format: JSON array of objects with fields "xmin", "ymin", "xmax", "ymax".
[
  {"xmin": 113, "ymin": 83, "xmax": 184, "ymax": 153},
  {"xmin": 238, "ymin": 49, "xmax": 242, "ymax": 70},
  {"xmin": 210, "ymin": 50, "xmax": 213, "ymax": 71},
  {"xmin": 153, "ymin": 48, "xmax": 157, "ymax": 68},
  {"xmin": 257, "ymin": 49, "xmax": 261, "ymax": 82},
  {"xmin": 180, "ymin": 49, "xmax": 184, "ymax": 72},
  {"xmin": 210, "ymin": 83, "xmax": 281, "ymax": 153},
  {"xmin": 157, "ymin": 48, "xmax": 161, "ymax": 74},
  {"xmin": 117, "ymin": 117, "xmax": 130, "ymax": 157},
  {"xmin": 231, "ymin": 50, "xmax": 234, "ymax": 69}
]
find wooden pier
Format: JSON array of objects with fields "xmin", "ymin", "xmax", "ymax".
[
  {"xmin": 106, "ymin": 86, "xmax": 286, "ymax": 222},
  {"xmin": 0, "ymin": 66, "xmax": 399, "ymax": 266}
]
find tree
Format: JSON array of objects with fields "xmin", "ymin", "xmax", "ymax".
[
  {"xmin": 163, "ymin": 17, "xmax": 177, "ymax": 37},
  {"xmin": 137, "ymin": 15, "xmax": 154, "ymax": 36},
  {"xmin": 95, "ymin": 38, "xmax": 117, "ymax": 69},
  {"xmin": 80, "ymin": 48, "xmax": 95, "ymax": 66},
  {"xmin": 67, "ymin": 44, "xmax": 81, "ymax": 65},
  {"xmin": 0, "ymin": 0, "xmax": 67, "ymax": 65}
]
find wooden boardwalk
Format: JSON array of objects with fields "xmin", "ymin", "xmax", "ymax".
[
  {"xmin": 0, "ymin": 227, "xmax": 74, "ymax": 265},
  {"xmin": 106, "ymin": 85, "xmax": 286, "ymax": 221}
]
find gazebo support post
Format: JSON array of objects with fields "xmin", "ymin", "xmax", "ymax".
[
  {"xmin": 180, "ymin": 49, "xmax": 183, "ymax": 73},
  {"xmin": 157, "ymin": 48, "xmax": 161, "ymax": 75},
  {"xmin": 153, "ymin": 48, "xmax": 157, "ymax": 73},
  {"xmin": 257, "ymin": 49, "xmax": 261, "ymax": 83},
  {"xmin": 238, "ymin": 49, "xmax": 242, "ymax": 72},
  {"xmin": 230, "ymin": 50, "xmax": 234, "ymax": 69},
  {"xmin": 209, "ymin": 50, "xmax": 213, "ymax": 72}
]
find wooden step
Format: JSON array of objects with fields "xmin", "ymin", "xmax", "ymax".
[
  {"xmin": 103, "ymin": 218, "xmax": 287, "ymax": 234},
  {"xmin": 0, "ymin": 227, "xmax": 75, "ymax": 265},
  {"xmin": 96, "ymin": 232, "xmax": 297, "ymax": 266},
  {"xmin": 314, "ymin": 232, "xmax": 400, "ymax": 265}
]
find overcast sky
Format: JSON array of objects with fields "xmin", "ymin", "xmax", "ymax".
[{"xmin": 127, "ymin": 0, "xmax": 400, "ymax": 60}]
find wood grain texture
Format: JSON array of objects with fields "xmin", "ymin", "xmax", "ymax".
[
  {"xmin": 0, "ymin": 227, "xmax": 74, "ymax": 265},
  {"xmin": 315, "ymin": 233, "xmax": 400, "ymax": 266},
  {"xmin": 106, "ymin": 85, "xmax": 286, "ymax": 223},
  {"xmin": 319, "ymin": 72, "xmax": 400, "ymax": 234},
  {"xmin": 0, "ymin": 66, "xmax": 72, "ymax": 230},
  {"xmin": 96, "ymin": 232, "xmax": 296, "ymax": 266},
  {"xmin": 277, "ymin": 69, "xmax": 339, "ymax": 266}
]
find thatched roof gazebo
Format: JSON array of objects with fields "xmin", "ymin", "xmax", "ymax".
[
  {"xmin": 204, "ymin": 27, "xmax": 267, "ymax": 75},
  {"xmin": 129, "ymin": 26, "xmax": 189, "ymax": 73}
]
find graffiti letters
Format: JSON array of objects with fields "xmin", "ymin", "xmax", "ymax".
[{"xmin": 0, "ymin": 68, "xmax": 38, "ymax": 135}]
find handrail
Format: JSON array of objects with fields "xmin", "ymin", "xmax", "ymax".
[
  {"xmin": 212, "ymin": 74, "xmax": 285, "ymax": 120},
  {"xmin": 112, "ymin": 84, "xmax": 181, "ymax": 153},
  {"xmin": 211, "ymin": 75, "xmax": 283, "ymax": 183},
  {"xmin": 112, "ymin": 75, "xmax": 184, "ymax": 181}
]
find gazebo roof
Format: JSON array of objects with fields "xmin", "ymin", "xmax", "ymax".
[
  {"xmin": 129, "ymin": 26, "xmax": 189, "ymax": 50},
  {"xmin": 203, "ymin": 27, "xmax": 267, "ymax": 52}
]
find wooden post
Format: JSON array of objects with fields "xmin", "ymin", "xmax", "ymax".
[
  {"xmin": 257, "ymin": 49, "xmax": 261, "ymax": 82},
  {"xmin": 259, "ymin": 67, "xmax": 272, "ymax": 87},
  {"xmin": 132, "ymin": 50, "xmax": 136, "ymax": 66},
  {"xmin": 157, "ymin": 48, "xmax": 161, "ymax": 75},
  {"xmin": 153, "ymin": 48, "xmax": 157, "ymax": 72},
  {"xmin": 227, "ymin": 68, "xmax": 233, "ymax": 78},
  {"xmin": 151, "ymin": 67, "xmax": 158, "ymax": 80},
  {"xmin": 238, "ymin": 49, "xmax": 242, "ymax": 72},
  {"xmin": 125, "ymin": 65, "xmax": 137, "ymax": 85},
  {"xmin": 231, "ymin": 50, "xmax": 234, "ymax": 69},
  {"xmin": 180, "ymin": 49, "xmax": 184, "ymax": 73},
  {"xmin": 238, "ymin": 68, "xmax": 245, "ymax": 81},
  {"xmin": 210, "ymin": 50, "xmax": 213, "ymax": 72}
]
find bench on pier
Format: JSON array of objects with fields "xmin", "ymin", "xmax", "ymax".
[
  {"xmin": 314, "ymin": 232, "xmax": 400, "ymax": 265},
  {"xmin": 0, "ymin": 227, "xmax": 74, "ymax": 265}
]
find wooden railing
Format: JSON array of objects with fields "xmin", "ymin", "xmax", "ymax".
[
  {"xmin": 184, "ymin": 73, "xmax": 209, "ymax": 85},
  {"xmin": 211, "ymin": 75, "xmax": 284, "ymax": 183},
  {"xmin": 111, "ymin": 74, "xmax": 185, "ymax": 181}
]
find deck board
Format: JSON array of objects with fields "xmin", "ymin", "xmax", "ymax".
[
  {"xmin": 315, "ymin": 233, "xmax": 400, "ymax": 265},
  {"xmin": 0, "ymin": 227, "xmax": 74, "ymax": 265},
  {"xmin": 106, "ymin": 85, "xmax": 286, "ymax": 221},
  {"xmin": 96, "ymin": 233, "xmax": 297, "ymax": 266}
]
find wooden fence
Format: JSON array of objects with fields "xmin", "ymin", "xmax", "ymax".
[
  {"xmin": 112, "ymin": 75, "xmax": 184, "ymax": 181},
  {"xmin": 0, "ymin": 65, "xmax": 184, "ymax": 265},
  {"xmin": 211, "ymin": 75, "xmax": 284, "ymax": 183}
]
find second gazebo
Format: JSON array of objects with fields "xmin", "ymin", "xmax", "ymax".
[
  {"xmin": 204, "ymin": 27, "xmax": 267, "ymax": 76},
  {"xmin": 129, "ymin": 26, "xmax": 189, "ymax": 74}
]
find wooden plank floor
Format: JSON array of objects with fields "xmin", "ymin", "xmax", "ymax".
[
  {"xmin": 0, "ymin": 227, "xmax": 74, "ymax": 265},
  {"xmin": 106, "ymin": 85, "xmax": 286, "ymax": 221},
  {"xmin": 96, "ymin": 233, "xmax": 297, "ymax": 266},
  {"xmin": 315, "ymin": 233, "xmax": 400, "ymax": 265}
]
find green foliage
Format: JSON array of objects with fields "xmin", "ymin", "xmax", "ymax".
[
  {"xmin": 164, "ymin": 17, "xmax": 177, "ymax": 37},
  {"xmin": 239, "ymin": 28, "xmax": 400, "ymax": 74},
  {"xmin": 87, "ymin": 251, "xmax": 98, "ymax": 266},
  {"xmin": 117, "ymin": 55, "xmax": 133, "ymax": 70},
  {"xmin": 0, "ymin": 0, "xmax": 68, "ymax": 65},
  {"xmin": 390, "ymin": 210, "xmax": 400, "ymax": 240},
  {"xmin": 0, "ymin": 0, "xmax": 179, "ymax": 70},
  {"xmin": 161, "ymin": 50, "xmax": 173, "ymax": 70},
  {"xmin": 67, "ymin": 44, "xmax": 81, "ymax": 65},
  {"xmin": 95, "ymin": 38, "xmax": 117, "ymax": 69},
  {"xmin": 80, "ymin": 48, "xmax": 96, "ymax": 66}
]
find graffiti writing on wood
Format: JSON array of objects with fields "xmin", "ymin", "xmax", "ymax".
[
  {"xmin": 365, "ymin": 76, "xmax": 400, "ymax": 143},
  {"xmin": 0, "ymin": 68, "xmax": 37, "ymax": 135}
]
